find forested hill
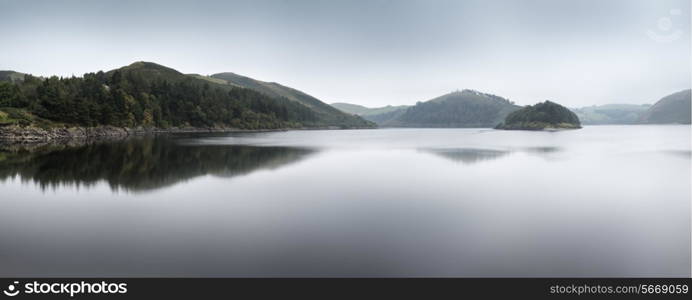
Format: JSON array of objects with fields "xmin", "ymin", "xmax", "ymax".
[
  {"xmin": 0, "ymin": 62, "xmax": 374, "ymax": 130},
  {"xmin": 377, "ymin": 90, "xmax": 521, "ymax": 127},
  {"xmin": 201, "ymin": 72, "xmax": 372, "ymax": 127},
  {"xmin": 639, "ymin": 89, "xmax": 691, "ymax": 124}
]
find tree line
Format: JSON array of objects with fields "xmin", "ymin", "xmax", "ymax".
[{"xmin": 0, "ymin": 69, "xmax": 320, "ymax": 129}]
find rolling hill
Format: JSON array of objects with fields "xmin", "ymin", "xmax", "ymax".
[
  {"xmin": 571, "ymin": 104, "xmax": 651, "ymax": 125},
  {"xmin": 0, "ymin": 62, "xmax": 374, "ymax": 131},
  {"xmin": 368, "ymin": 90, "xmax": 521, "ymax": 127},
  {"xmin": 205, "ymin": 72, "xmax": 373, "ymax": 128},
  {"xmin": 639, "ymin": 89, "xmax": 691, "ymax": 124},
  {"xmin": 330, "ymin": 102, "xmax": 409, "ymax": 117}
]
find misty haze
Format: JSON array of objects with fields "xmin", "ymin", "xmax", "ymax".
[{"xmin": 0, "ymin": 0, "xmax": 690, "ymax": 278}]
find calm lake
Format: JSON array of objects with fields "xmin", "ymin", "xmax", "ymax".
[{"xmin": 0, "ymin": 125, "xmax": 690, "ymax": 277}]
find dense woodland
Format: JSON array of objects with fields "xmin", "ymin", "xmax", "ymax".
[
  {"xmin": 0, "ymin": 63, "xmax": 371, "ymax": 130},
  {"xmin": 209, "ymin": 72, "xmax": 373, "ymax": 127}
]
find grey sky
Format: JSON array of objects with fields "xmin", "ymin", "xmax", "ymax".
[{"xmin": 1, "ymin": 0, "xmax": 690, "ymax": 107}]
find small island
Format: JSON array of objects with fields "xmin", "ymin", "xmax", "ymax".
[{"xmin": 495, "ymin": 100, "xmax": 581, "ymax": 130}]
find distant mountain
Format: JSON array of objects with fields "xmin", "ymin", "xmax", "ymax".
[
  {"xmin": 496, "ymin": 101, "xmax": 581, "ymax": 130},
  {"xmin": 571, "ymin": 104, "xmax": 651, "ymax": 125},
  {"xmin": 639, "ymin": 89, "xmax": 691, "ymax": 124},
  {"xmin": 374, "ymin": 90, "xmax": 521, "ymax": 128},
  {"xmin": 331, "ymin": 102, "xmax": 409, "ymax": 116},
  {"xmin": 363, "ymin": 108, "xmax": 408, "ymax": 124},
  {"xmin": 206, "ymin": 72, "xmax": 373, "ymax": 128},
  {"xmin": 330, "ymin": 103, "xmax": 370, "ymax": 115},
  {"xmin": 0, "ymin": 71, "xmax": 27, "ymax": 83}
]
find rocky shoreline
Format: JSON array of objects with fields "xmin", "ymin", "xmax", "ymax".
[
  {"xmin": 494, "ymin": 121, "xmax": 582, "ymax": 131},
  {"xmin": 0, "ymin": 125, "xmax": 287, "ymax": 143}
]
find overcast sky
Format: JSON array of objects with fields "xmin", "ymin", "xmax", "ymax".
[{"xmin": 1, "ymin": 0, "xmax": 690, "ymax": 107}]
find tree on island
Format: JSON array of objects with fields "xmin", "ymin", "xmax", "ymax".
[{"xmin": 495, "ymin": 100, "xmax": 581, "ymax": 130}]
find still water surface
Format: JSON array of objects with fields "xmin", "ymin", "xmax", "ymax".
[{"xmin": 0, "ymin": 126, "xmax": 690, "ymax": 276}]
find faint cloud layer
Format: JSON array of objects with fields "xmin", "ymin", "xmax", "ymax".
[{"xmin": 0, "ymin": 0, "xmax": 689, "ymax": 107}]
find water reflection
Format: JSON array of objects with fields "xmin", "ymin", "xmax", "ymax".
[
  {"xmin": 0, "ymin": 138, "xmax": 315, "ymax": 192},
  {"xmin": 0, "ymin": 127, "xmax": 689, "ymax": 277},
  {"xmin": 421, "ymin": 146, "xmax": 563, "ymax": 164},
  {"xmin": 522, "ymin": 146, "xmax": 561, "ymax": 154},
  {"xmin": 422, "ymin": 148, "xmax": 511, "ymax": 164},
  {"xmin": 664, "ymin": 150, "xmax": 692, "ymax": 159}
]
